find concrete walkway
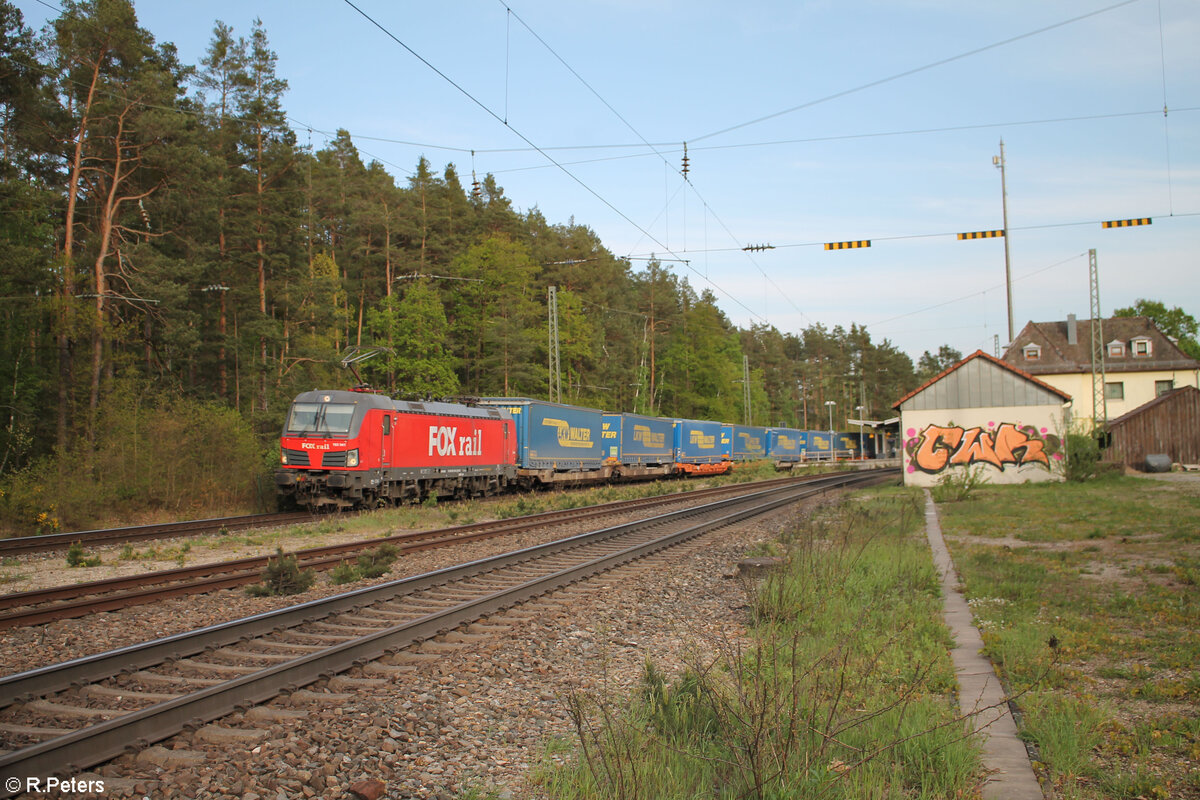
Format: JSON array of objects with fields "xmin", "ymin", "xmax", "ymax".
[{"xmin": 922, "ymin": 490, "xmax": 1044, "ymax": 800}]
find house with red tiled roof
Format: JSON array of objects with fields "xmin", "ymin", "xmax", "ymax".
[
  {"xmin": 892, "ymin": 350, "xmax": 1072, "ymax": 487},
  {"xmin": 1002, "ymin": 315, "xmax": 1199, "ymax": 425}
]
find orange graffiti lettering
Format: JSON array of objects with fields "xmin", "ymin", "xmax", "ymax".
[
  {"xmin": 913, "ymin": 423, "xmax": 1051, "ymax": 474},
  {"xmin": 992, "ymin": 422, "xmax": 1049, "ymax": 466},
  {"xmin": 949, "ymin": 428, "xmax": 1002, "ymax": 468},
  {"xmin": 913, "ymin": 425, "xmax": 963, "ymax": 472}
]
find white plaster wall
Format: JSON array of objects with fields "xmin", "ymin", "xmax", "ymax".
[
  {"xmin": 899, "ymin": 405, "xmax": 1069, "ymax": 487},
  {"xmin": 1035, "ymin": 368, "xmax": 1199, "ymax": 423}
]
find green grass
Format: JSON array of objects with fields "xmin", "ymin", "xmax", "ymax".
[
  {"xmin": 938, "ymin": 476, "xmax": 1200, "ymax": 800},
  {"xmin": 533, "ymin": 489, "xmax": 982, "ymax": 800}
]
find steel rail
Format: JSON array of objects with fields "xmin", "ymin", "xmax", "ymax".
[
  {"xmin": 0, "ymin": 473, "xmax": 861, "ymax": 628},
  {"xmin": 0, "ymin": 466, "xmax": 885, "ymax": 557},
  {"xmin": 0, "ymin": 512, "xmax": 321, "ymax": 557},
  {"xmin": 0, "ymin": 471, "xmax": 892, "ymax": 788}
]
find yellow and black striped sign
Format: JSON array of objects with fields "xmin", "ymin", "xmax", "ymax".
[
  {"xmin": 957, "ymin": 229, "xmax": 1004, "ymax": 240},
  {"xmin": 1102, "ymin": 218, "xmax": 1151, "ymax": 228},
  {"xmin": 824, "ymin": 240, "xmax": 871, "ymax": 250}
]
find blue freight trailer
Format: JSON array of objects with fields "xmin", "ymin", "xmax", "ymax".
[
  {"xmin": 603, "ymin": 413, "xmax": 675, "ymax": 466},
  {"xmin": 804, "ymin": 431, "xmax": 834, "ymax": 460},
  {"xmin": 836, "ymin": 432, "xmax": 862, "ymax": 458},
  {"xmin": 722, "ymin": 424, "xmax": 768, "ymax": 461},
  {"xmin": 478, "ymin": 398, "xmax": 604, "ymax": 471},
  {"xmin": 767, "ymin": 428, "xmax": 804, "ymax": 463},
  {"xmin": 673, "ymin": 419, "xmax": 727, "ymax": 469}
]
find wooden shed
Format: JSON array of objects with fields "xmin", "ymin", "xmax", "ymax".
[{"xmin": 1105, "ymin": 386, "xmax": 1200, "ymax": 468}]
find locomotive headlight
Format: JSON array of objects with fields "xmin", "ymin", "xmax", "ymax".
[
  {"xmin": 345, "ymin": 449, "xmax": 359, "ymax": 467},
  {"xmin": 280, "ymin": 451, "xmax": 288, "ymax": 465}
]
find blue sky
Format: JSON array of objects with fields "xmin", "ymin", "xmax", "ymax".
[{"xmin": 17, "ymin": 0, "xmax": 1200, "ymax": 363}]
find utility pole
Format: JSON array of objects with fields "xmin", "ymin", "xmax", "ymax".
[
  {"xmin": 1088, "ymin": 250, "xmax": 1107, "ymax": 427},
  {"xmin": 548, "ymin": 285, "xmax": 561, "ymax": 403},
  {"xmin": 994, "ymin": 139, "xmax": 1014, "ymax": 343}
]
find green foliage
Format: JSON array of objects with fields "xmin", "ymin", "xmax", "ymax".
[
  {"xmin": 1112, "ymin": 298, "xmax": 1200, "ymax": 359},
  {"xmin": 916, "ymin": 343, "xmax": 963, "ymax": 382},
  {"xmin": 4, "ymin": 4, "xmax": 930, "ymax": 528},
  {"xmin": 0, "ymin": 383, "xmax": 265, "ymax": 532},
  {"xmin": 1065, "ymin": 431, "xmax": 1102, "ymax": 482},
  {"xmin": 328, "ymin": 544, "xmax": 399, "ymax": 585},
  {"xmin": 65, "ymin": 541, "xmax": 101, "ymax": 568},
  {"xmin": 543, "ymin": 491, "xmax": 979, "ymax": 799},
  {"xmin": 450, "ymin": 234, "xmax": 544, "ymax": 396},
  {"xmin": 930, "ymin": 464, "xmax": 987, "ymax": 502},
  {"xmin": 328, "ymin": 561, "xmax": 359, "ymax": 585},
  {"xmin": 940, "ymin": 479, "xmax": 1200, "ymax": 797},
  {"xmin": 246, "ymin": 547, "xmax": 315, "ymax": 596},
  {"xmin": 353, "ymin": 544, "xmax": 399, "ymax": 580},
  {"xmin": 364, "ymin": 279, "xmax": 458, "ymax": 397}
]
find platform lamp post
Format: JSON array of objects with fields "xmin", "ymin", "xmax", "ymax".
[
  {"xmin": 855, "ymin": 405, "xmax": 864, "ymax": 459},
  {"xmin": 825, "ymin": 400, "xmax": 835, "ymax": 461}
]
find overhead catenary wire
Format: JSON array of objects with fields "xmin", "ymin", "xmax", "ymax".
[
  {"xmin": 868, "ymin": 252, "xmax": 1088, "ymax": 331},
  {"xmin": 16, "ymin": 0, "xmax": 1196, "ymax": 358},
  {"xmin": 339, "ymin": 0, "xmax": 770, "ymax": 324},
  {"xmin": 623, "ymin": 211, "xmax": 1200, "ymax": 261},
  {"xmin": 688, "ymin": 0, "xmax": 1145, "ymax": 144},
  {"xmin": 1156, "ymin": 0, "xmax": 1175, "ymax": 216},
  {"xmin": 489, "ymin": 0, "xmax": 810, "ymax": 323}
]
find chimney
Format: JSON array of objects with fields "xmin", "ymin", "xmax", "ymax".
[{"xmin": 1067, "ymin": 313, "xmax": 1077, "ymax": 346}]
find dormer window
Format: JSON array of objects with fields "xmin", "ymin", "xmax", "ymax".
[
  {"xmin": 1023, "ymin": 344, "xmax": 1041, "ymax": 361},
  {"xmin": 1107, "ymin": 340, "xmax": 1126, "ymax": 358},
  {"xmin": 1131, "ymin": 337, "xmax": 1152, "ymax": 357}
]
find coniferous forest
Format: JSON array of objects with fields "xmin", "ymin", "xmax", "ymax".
[{"xmin": 0, "ymin": 0, "xmax": 923, "ymax": 531}]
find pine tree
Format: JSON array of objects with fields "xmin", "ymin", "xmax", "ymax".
[{"xmin": 364, "ymin": 279, "xmax": 458, "ymax": 397}]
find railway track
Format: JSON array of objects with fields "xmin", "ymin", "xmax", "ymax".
[
  {"xmin": 0, "ymin": 471, "xmax": 875, "ymax": 630},
  {"xmin": 0, "ymin": 470, "xmax": 890, "ymax": 788},
  {"xmin": 0, "ymin": 512, "xmax": 322, "ymax": 557}
]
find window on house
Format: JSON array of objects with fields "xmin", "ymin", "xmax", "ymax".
[
  {"xmin": 1023, "ymin": 344, "xmax": 1041, "ymax": 361},
  {"xmin": 1132, "ymin": 338, "xmax": 1152, "ymax": 357},
  {"xmin": 1156, "ymin": 380, "xmax": 1174, "ymax": 396},
  {"xmin": 1107, "ymin": 341, "xmax": 1125, "ymax": 358},
  {"xmin": 1104, "ymin": 382, "xmax": 1125, "ymax": 401}
]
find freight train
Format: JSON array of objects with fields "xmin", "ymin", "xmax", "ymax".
[{"xmin": 275, "ymin": 388, "xmax": 887, "ymax": 510}]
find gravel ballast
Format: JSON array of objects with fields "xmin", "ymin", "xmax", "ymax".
[{"xmin": 5, "ymin": 499, "xmax": 817, "ymax": 799}]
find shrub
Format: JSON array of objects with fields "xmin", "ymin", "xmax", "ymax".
[
  {"xmin": 328, "ymin": 561, "xmax": 359, "ymax": 585},
  {"xmin": 66, "ymin": 541, "xmax": 101, "ymax": 568},
  {"xmin": 0, "ymin": 380, "xmax": 267, "ymax": 533},
  {"xmin": 354, "ymin": 544, "xmax": 399, "ymax": 579},
  {"xmin": 931, "ymin": 464, "xmax": 986, "ymax": 502},
  {"xmin": 1065, "ymin": 432, "xmax": 1102, "ymax": 482},
  {"xmin": 327, "ymin": 544, "xmax": 399, "ymax": 585},
  {"xmin": 246, "ymin": 548, "xmax": 315, "ymax": 596}
]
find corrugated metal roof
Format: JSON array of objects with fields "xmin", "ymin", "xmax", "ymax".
[{"xmin": 895, "ymin": 350, "xmax": 1071, "ymax": 411}]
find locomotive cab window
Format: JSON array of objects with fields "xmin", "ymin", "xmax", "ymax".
[
  {"xmin": 286, "ymin": 402, "xmax": 356, "ymax": 434},
  {"xmin": 382, "ymin": 415, "xmax": 391, "ymax": 435}
]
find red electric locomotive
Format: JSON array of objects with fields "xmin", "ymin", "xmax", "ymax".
[{"xmin": 275, "ymin": 389, "xmax": 517, "ymax": 509}]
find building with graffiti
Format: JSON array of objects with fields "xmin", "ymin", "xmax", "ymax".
[{"xmin": 893, "ymin": 351, "xmax": 1073, "ymax": 487}]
